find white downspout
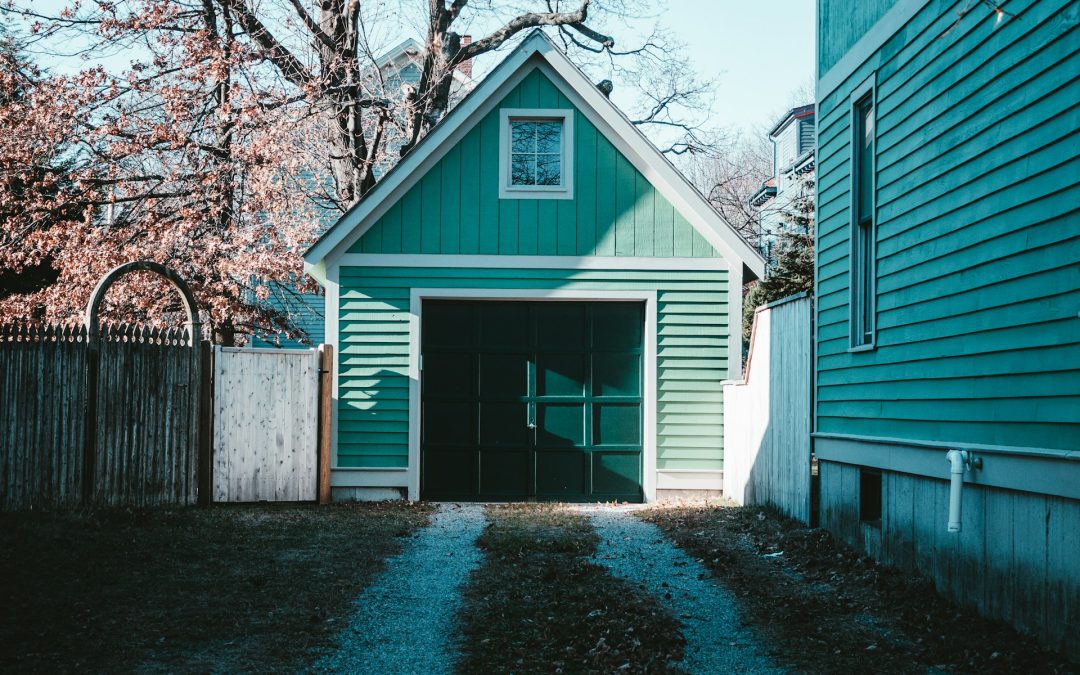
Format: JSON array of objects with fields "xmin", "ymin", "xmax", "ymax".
[{"xmin": 946, "ymin": 449, "xmax": 968, "ymax": 532}]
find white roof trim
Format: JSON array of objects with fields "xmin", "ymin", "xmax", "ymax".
[{"xmin": 304, "ymin": 30, "xmax": 764, "ymax": 279}]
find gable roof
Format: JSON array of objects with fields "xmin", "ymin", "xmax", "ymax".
[{"xmin": 305, "ymin": 30, "xmax": 765, "ymax": 280}]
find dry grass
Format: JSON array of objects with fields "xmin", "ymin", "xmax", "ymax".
[
  {"xmin": 640, "ymin": 501, "xmax": 1077, "ymax": 674},
  {"xmin": 0, "ymin": 502, "xmax": 432, "ymax": 673},
  {"xmin": 457, "ymin": 504, "xmax": 686, "ymax": 674}
]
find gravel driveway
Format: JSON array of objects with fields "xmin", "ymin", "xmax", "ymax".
[
  {"xmin": 585, "ymin": 506, "xmax": 783, "ymax": 674},
  {"xmin": 316, "ymin": 503, "xmax": 485, "ymax": 674}
]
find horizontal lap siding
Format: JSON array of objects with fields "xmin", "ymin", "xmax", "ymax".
[
  {"xmin": 815, "ymin": 0, "xmax": 1080, "ymax": 450},
  {"xmin": 337, "ymin": 267, "xmax": 729, "ymax": 471},
  {"xmin": 350, "ymin": 68, "xmax": 717, "ymax": 259}
]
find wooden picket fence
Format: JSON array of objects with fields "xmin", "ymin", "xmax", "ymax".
[
  {"xmin": 722, "ymin": 293, "xmax": 813, "ymax": 523},
  {"xmin": 0, "ymin": 322, "xmax": 331, "ymax": 511}
]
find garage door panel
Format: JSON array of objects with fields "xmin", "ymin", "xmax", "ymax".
[
  {"xmin": 593, "ymin": 304, "xmax": 644, "ymax": 349},
  {"xmin": 537, "ymin": 353, "xmax": 587, "ymax": 397},
  {"xmin": 537, "ymin": 303, "xmax": 587, "ymax": 349},
  {"xmin": 480, "ymin": 450, "xmax": 531, "ymax": 496},
  {"xmin": 479, "ymin": 402, "xmax": 530, "ymax": 446},
  {"xmin": 593, "ymin": 353, "xmax": 642, "ymax": 397},
  {"xmin": 479, "ymin": 353, "xmax": 529, "ymax": 399},
  {"xmin": 423, "ymin": 402, "xmax": 475, "ymax": 445},
  {"xmin": 537, "ymin": 403, "xmax": 586, "ymax": 446},
  {"xmin": 592, "ymin": 451, "xmax": 641, "ymax": 496},
  {"xmin": 423, "ymin": 448, "xmax": 477, "ymax": 498},
  {"xmin": 536, "ymin": 450, "xmax": 587, "ymax": 496},
  {"xmin": 594, "ymin": 403, "xmax": 641, "ymax": 447},
  {"xmin": 421, "ymin": 300, "xmax": 643, "ymax": 502},
  {"xmin": 480, "ymin": 304, "xmax": 530, "ymax": 348},
  {"xmin": 423, "ymin": 302, "xmax": 475, "ymax": 348},
  {"xmin": 423, "ymin": 353, "xmax": 474, "ymax": 397}
]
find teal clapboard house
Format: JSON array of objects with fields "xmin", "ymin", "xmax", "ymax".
[
  {"xmin": 304, "ymin": 31, "xmax": 764, "ymax": 503},
  {"xmin": 814, "ymin": 0, "xmax": 1079, "ymax": 658}
]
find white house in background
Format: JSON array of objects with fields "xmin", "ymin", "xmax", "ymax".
[{"xmin": 748, "ymin": 103, "xmax": 815, "ymax": 267}]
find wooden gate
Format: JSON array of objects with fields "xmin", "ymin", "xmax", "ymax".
[{"xmin": 211, "ymin": 346, "xmax": 330, "ymax": 502}]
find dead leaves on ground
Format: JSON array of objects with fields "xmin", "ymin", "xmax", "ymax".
[{"xmin": 458, "ymin": 504, "xmax": 685, "ymax": 674}]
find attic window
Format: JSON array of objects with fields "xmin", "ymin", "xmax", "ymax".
[{"xmin": 499, "ymin": 108, "xmax": 574, "ymax": 200}]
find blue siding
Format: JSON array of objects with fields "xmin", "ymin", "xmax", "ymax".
[{"xmin": 815, "ymin": 0, "xmax": 1080, "ymax": 450}]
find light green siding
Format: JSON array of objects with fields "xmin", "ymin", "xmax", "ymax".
[
  {"xmin": 337, "ymin": 267, "xmax": 730, "ymax": 471},
  {"xmin": 815, "ymin": 0, "xmax": 1080, "ymax": 450},
  {"xmin": 349, "ymin": 68, "xmax": 718, "ymax": 258}
]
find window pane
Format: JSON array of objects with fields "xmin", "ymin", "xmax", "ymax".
[
  {"xmin": 535, "ymin": 121, "xmax": 562, "ymax": 153},
  {"xmin": 511, "ymin": 122, "xmax": 535, "ymax": 153},
  {"xmin": 511, "ymin": 153, "xmax": 535, "ymax": 185},
  {"xmin": 861, "ymin": 222, "xmax": 873, "ymax": 338},
  {"xmin": 536, "ymin": 153, "xmax": 561, "ymax": 186},
  {"xmin": 857, "ymin": 99, "xmax": 874, "ymax": 223}
]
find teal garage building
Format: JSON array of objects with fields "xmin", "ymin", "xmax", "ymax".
[
  {"xmin": 814, "ymin": 0, "xmax": 1079, "ymax": 658},
  {"xmin": 304, "ymin": 31, "xmax": 764, "ymax": 502}
]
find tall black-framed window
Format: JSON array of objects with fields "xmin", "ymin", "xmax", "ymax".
[{"xmin": 851, "ymin": 90, "xmax": 876, "ymax": 348}]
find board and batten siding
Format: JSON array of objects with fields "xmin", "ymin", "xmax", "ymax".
[
  {"xmin": 815, "ymin": 0, "xmax": 1080, "ymax": 450},
  {"xmin": 349, "ymin": 69, "xmax": 718, "ymax": 259},
  {"xmin": 336, "ymin": 266, "xmax": 730, "ymax": 473}
]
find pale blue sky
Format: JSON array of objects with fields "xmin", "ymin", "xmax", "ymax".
[
  {"xmin": 665, "ymin": 0, "xmax": 816, "ymax": 133},
  {"xmin": 15, "ymin": 1, "xmax": 816, "ymax": 136}
]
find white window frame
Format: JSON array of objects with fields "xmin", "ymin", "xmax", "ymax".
[
  {"xmin": 849, "ymin": 74, "xmax": 877, "ymax": 352},
  {"xmin": 498, "ymin": 108, "xmax": 574, "ymax": 200}
]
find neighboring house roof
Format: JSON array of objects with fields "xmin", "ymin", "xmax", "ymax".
[
  {"xmin": 304, "ymin": 30, "xmax": 765, "ymax": 280},
  {"xmin": 768, "ymin": 103, "xmax": 816, "ymax": 138},
  {"xmin": 375, "ymin": 37, "xmax": 473, "ymax": 88}
]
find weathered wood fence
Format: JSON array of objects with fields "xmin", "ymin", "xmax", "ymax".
[
  {"xmin": 0, "ymin": 323, "xmax": 332, "ymax": 510},
  {"xmin": 723, "ymin": 293, "xmax": 813, "ymax": 523},
  {"xmin": 0, "ymin": 324, "xmax": 205, "ymax": 509}
]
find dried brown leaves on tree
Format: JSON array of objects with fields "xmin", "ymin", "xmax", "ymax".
[{"xmin": 0, "ymin": 1, "xmax": 715, "ymax": 342}]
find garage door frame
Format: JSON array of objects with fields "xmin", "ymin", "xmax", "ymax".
[{"xmin": 407, "ymin": 287, "xmax": 658, "ymax": 502}]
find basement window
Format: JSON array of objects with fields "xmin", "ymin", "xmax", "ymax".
[
  {"xmin": 859, "ymin": 468, "xmax": 882, "ymax": 525},
  {"xmin": 499, "ymin": 108, "xmax": 574, "ymax": 200}
]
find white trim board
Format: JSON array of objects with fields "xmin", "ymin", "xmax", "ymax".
[
  {"xmin": 335, "ymin": 253, "xmax": 728, "ymax": 270},
  {"xmin": 814, "ymin": 434, "xmax": 1080, "ymax": 501},
  {"xmin": 304, "ymin": 30, "xmax": 764, "ymax": 280},
  {"xmin": 407, "ymin": 287, "xmax": 659, "ymax": 502}
]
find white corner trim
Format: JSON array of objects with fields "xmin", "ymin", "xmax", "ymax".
[
  {"xmin": 498, "ymin": 108, "xmax": 575, "ymax": 200},
  {"xmin": 325, "ymin": 265, "xmax": 340, "ymax": 469},
  {"xmin": 817, "ymin": 0, "xmax": 933, "ymax": 99},
  {"xmin": 407, "ymin": 287, "xmax": 659, "ymax": 502},
  {"xmin": 334, "ymin": 253, "xmax": 728, "ymax": 270},
  {"xmin": 727, "ymin": 261, "xmax": 743, "ymax": 380},
  {"xmin": 306, "ymin": 31, "xmax": 765, "ymax": 279}
]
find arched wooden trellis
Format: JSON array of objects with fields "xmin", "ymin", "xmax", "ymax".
[
  {"xmin": 82, "ymin": 261, "xmax": 211, "ymax": 505},
  {"xmin": 84, "ymin": 261, "xmax": 202, "ymax": 346}
]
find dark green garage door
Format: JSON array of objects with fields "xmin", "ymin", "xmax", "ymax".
[{"xmin": 421, "ymin": 300, "xmax": 644, "ymax": 502}]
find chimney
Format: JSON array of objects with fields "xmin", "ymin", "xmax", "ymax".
[{"xmin": 456, "ymin": 35, "xmax": 473, "ymax": 79}]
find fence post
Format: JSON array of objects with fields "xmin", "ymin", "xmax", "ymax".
[
  {"xmin": 197, "ymin": 341, "xmax": 214, "ymax": 506},
  {"xmin": 317, "ymin": 344, "xmax": 333, "ymax": 505},
  {"xmin": 82, "ymin": 340, "xmax": 99, "ymax": 504}
]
